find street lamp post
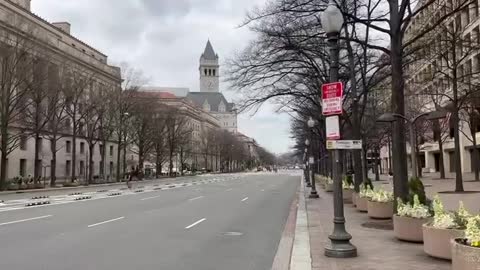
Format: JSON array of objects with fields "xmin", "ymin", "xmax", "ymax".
[
  {"xmin": 377, "ymin": 111, "xmax": 447, "ymax": 180},
  {"xmin": 304, "ymin": 148, "xmax": 311, "ymax": 187},
  {"xmin": 305, "ymin": 139, "xmax": 312, "ymax": 188},
  {"xmin": 321, "ymin": 2, "xmax": 357, "ymax": 258},
  {"xmin": 308, "ymin": 117, "xmax": 319, "ymax": 198}
]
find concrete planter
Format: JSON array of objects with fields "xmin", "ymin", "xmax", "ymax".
[
  {"xmin": 393, "ymin": 215, "xmax": 430, "ymax": 242},
  {"xmin": 343, "ymin": 189, "xmax": 353, "ymax": 203},
  {"xmin": 452, "ymin": 238, "xmax": 480, "ymax": 270},
  {"xmin": 367, "ymin": 200, "xmax": 393, "ymax": 219},
  {"xmin": 356, "ymin": 196, "xmax": 368, "ymax": 212},
  {"xmin": 325, "ymin": 183, "xmax": 333, "ymax": 192},
  {"xmin": 423, "ymin": 224, "xmax": 464, "ymax": 260}
]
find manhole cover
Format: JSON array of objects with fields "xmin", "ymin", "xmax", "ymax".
[
  {"xmin": 222, "ymin": 232, "xmax": 243, "ymax": 236},
  {"xmin": 361, "ymin": 220, "xmax": 393, "ymax": 230}
]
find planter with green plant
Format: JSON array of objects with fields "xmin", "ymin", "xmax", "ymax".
[
  {"xmin": 423, "ymin": 196, "xmax": 468, "ymax": 260},
  {"xmin": 324, "ymin": 177, "xmax": 333, "ymax": 192},
  {"xmin": 452, "ymin": 215, "xmax": 480, "ymax": 270},
  {"xmin": 394, "ymin": 177, "xmax": 431, "ymax": 242},
  {"xmin": 357, "ymin": 184, "xmax": 374, "ymax": 212},
  {"xmin": 343, "ymin": 175, "xmax": 354, "ymax": 203},
  {"xmin": 394, "ymin": 195, "xmax": 431, "ymax": 242},
  {"xmin": 367, "ymin": 188, "xmax": 394, "ymax": 219}
]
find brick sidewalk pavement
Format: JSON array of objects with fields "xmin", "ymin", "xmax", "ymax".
[{"xmin": 306, "ymin": 187, "xmax": 451, "ymax": 270}]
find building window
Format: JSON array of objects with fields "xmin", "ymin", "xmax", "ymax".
[
  {"xmin": 79, "ymin": 161, "xmax": 85, "ymax": 176},
  {"xmin": 19, "ymin": 159, "xmax": 26, "ymax": 177},
  {"xmin": 80, "ymin": 142, "xmax": 85, "ymax": 154},
  {"xmin": 66, "ymin": 141, "xmax": 71, "ymax": 153},
  {"xmin": 99, "ymin": 144, "xmax": 104, "ymax": 156},
  {"xmin": 213, "ymin": 69, "xmax": 216, "ymax": 76},
  {"xmin": 204, "ymin": 69, "xmax": 207, "ymax": 76},
  {"xmin": 100, "ymin": 161, "xmax": 104, "ymax": 175},
  {"xmin": 20, "ymin": 135, "xmax": 27, "ymax": 150},
  {"xmin": 110, "ymin": 145, "xmax": 114, "ymax": 156},
  {"xmin": 66, "ymin": 160, "xmax": 71, "ymax": 177},
  {"xmin": 110, "ymin": 161, "xmax": 114, "ymax": 176},
  {"xmin": 209, "ymin": 69, "xmax": 211, "ymax": 76}
]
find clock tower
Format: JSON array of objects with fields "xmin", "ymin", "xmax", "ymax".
[{"xmin": 199, "ymin": 40, "xmax": 220, "ymax": 92}]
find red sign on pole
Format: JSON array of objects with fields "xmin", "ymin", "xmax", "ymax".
[{"xmin": 322, "ymin": 82, "xmax": 343, "ymax": 116}]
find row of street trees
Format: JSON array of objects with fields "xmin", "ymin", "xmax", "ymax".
[{"xmin": 228, "ymin": 0, "xmax": 480, "ymax": 198}]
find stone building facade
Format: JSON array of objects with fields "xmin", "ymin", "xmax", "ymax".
[{"xmin": 0, "ymin": 0, "xmax": 122, "ymax": 181}]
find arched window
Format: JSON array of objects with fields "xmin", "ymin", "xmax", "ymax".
[
  {"xmin": 213, "ymin": 69, "xmax": 216, "ymax": 76},
  {"xmin": 204, "ymin": 69, "xmax": 207, "ymax": 76},
  {"xmin": 208, "ymin": 69, "xmax": 211, "ymax": 76}
]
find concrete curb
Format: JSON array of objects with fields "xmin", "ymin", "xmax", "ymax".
[
  {"xmin": 271, "ymin": 179, "xmax": 299, "ymax": 270},
  {"xmin": 290, "ymin": 176, "xmax": 312, "ymax": 270}
]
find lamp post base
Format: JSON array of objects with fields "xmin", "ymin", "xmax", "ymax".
[
  {"xmin": 309, "ymin": 191, "xmax": 319, "ymax": 198},
  {"xmin": 306, "ymin": 182, "xmax": 312, "ymax": 187},
  {"xmin": 324, "ymin": 241, "xmax": 357, "ymax": 258}
]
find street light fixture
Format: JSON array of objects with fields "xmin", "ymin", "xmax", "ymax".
[
  {"xmin": 377, "ymin": 110, "xmax": 447, "ymax": 179},
  {"xmin": 321, "ymin": 1, "xmax": 357, "ymax": 259},
  {"xmin": 307, "ymin": 117, "xmax": 319, "ymax": 198}
]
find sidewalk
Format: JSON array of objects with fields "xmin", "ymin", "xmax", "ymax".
[{"xmin": 305, "ymin": 187, "xmax": 450, "ymax": 270}]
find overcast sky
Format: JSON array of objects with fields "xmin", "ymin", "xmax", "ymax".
[{"xmin": 32, "ymin": 0, "xmax": 293, "ymax": 154}]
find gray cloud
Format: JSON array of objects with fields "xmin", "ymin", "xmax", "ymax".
[{"xmin": 31, "ymin": 0, "xmax": 293, "ymax": 153}]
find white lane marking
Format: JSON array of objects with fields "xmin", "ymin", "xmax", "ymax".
[
  {"xmin": 185, "ymin": 218, "xmax": 206, "ymax": 229},
  {"xmin": 88, "ymin": 216, "xmax": 125, "ymax": 228},
  {"xmin": 226, "ymin": 188, "xmax": 233, "ymax": 191},
  {"xmin": 141, "ymin": 195, "xmax": 160, "ymax": 201},
  {"xmin": 241, "ymin": 197, "xmax": 249, "ymax": 202},
  {"xmin": 0, "ymin": 215, "xmax": 53, "ymax": 226},
  {"xmin": 188, "ymin": 196, "xmax": 204, "ymax": 201}
]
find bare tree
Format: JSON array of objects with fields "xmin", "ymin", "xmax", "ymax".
[
  {"xmin": 164, "ymin": 108, "xmax": 193, "ymax": 176},
  {"xmin": 63, "ymin": 66, "xmax": 95, "ymax": 182},
  {"xmin": 0, "ymin": 36, "xmax": 37, "ymax": 189},
  {"xmin": 42, "ymin": 63, "xmax": 69, "ymax": 187},
  {"xmin": 129, "ymin": 97, "xmax": 156, "ymax": 177},
  {"xmin": 113, "ymin": 63, "xmax": 145, "ymax": 181}
]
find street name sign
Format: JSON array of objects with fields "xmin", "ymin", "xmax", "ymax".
[
  {"xmin": 326, "ymin": 140, "xmax": 362, "ymax": 150},
  {"xmin": 322, "ymin": 82, "xmax": 343, "ymax": 115}
]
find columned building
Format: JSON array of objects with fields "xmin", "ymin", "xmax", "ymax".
[{"xmin": 0, "ymin": 0, "xmax": 122, "ymax": 182}]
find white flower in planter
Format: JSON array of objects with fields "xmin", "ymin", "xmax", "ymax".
[
  {"xmin": 397, "ymin": 195, "xmax": 430, "ymax": 219},
  {"xmin": 359, "ymin": 186, "xmax": 374, "ymax": 199},
  {"xmin": 370, "ymin": 188, "xmax": 393, "ymax": 203},
  {"xmin": 465, "ymin": 215, "xmax": 480, "ymax": 247},
  {"xmin": 431, "ymin": 196, "xmax": 470, "ymax": 230}
]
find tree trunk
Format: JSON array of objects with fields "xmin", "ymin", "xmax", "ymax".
[
  {"xmin": 473, "ymin": 133, "xmax": 479, "ymax": 181},
  {"xmin": 438, "ymin": 132, "xmax": 446, "ymax": 179},
  {"xmin": 34, "ymin": 132, "xmax": 41, "ymax": 183},
  {"xmin": 0, "ymin": 126, "xmax": 9, "ymax": 190},
  {"xmin": 0, "ymin": 144, "xmax": 7, "ymax": 190},
  {"xmin": 116, "ymin": 135, "xmax": 122, "ymax": 181},
  {"xmin": 361, "ymin": 142, "xmax": 368, "ymax": 181},
  {"xmin": 180, "ymin": 148, "xmax": 184, "ymax": 176},
  {"xmin": 50, "ymin": 138, "xmax": 57, "ymax": 187},
  {"xmin": 389, "ymin": 7, "xmax": 409, "ymax": 201},
  {"xmin": 169, "ymin": 149, "xmax": 174, "ymax": 176},
  {"xmin": 155, "ymin": 151, "xmax": 161, "ymax": 178},
  {"xmin": 71, "ymin": 116, "xmax": 77, "ymax": 182},
  {"xmin": 88, "ymin": 145, "xmax": 94, "ymax": 184},
  {"xmin": 101, "ymin": 139, "xmax": 106, "ymax": 179},
  {"xmin": 452, "ymin": 77, "xmax": 464, "ymax": 191}
]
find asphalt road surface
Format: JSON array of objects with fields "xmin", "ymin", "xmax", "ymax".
[{"xmin": 0, "ymin": 171, "xmax": 299, "ymax": 270}]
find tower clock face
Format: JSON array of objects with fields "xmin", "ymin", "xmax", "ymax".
[{"xmin": 207, "ymin": 80, "xmax": 215, "ymax": 90}]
